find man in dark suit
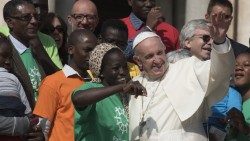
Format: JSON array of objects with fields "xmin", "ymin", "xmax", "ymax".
[{"xmin": 3, "ymin": 0, "xmax": 58, "ymax": 109}]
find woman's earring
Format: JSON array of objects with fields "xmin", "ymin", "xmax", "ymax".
[{"xmin": 139, "ymin": 65, "xmax": 143, "ymax": 70}]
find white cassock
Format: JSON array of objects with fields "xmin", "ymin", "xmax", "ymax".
[{"xmin": 129, "ymin": 38, "xmax": 235, "ymax": 141}]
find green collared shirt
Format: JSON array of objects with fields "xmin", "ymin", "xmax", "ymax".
[{"xmin": 0, "ymin": 26, "xmax": 63, "ymax": 69}]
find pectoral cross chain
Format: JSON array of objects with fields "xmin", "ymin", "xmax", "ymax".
[{"xmin": 139, "ymin": 118, "xmax": 146, "ymax": 137}]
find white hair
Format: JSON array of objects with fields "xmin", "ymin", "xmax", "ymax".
[{"xmin": 179, "ymin": 19, "xmax": 209, "ymax": 48}]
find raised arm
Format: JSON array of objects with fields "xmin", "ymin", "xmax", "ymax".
[{"xmin": 205, "ymin": 12, "xmax": 235, "ymax": 107}]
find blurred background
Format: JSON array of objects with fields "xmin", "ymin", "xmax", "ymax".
[{"xmin": 1, "ymin": 0, "xmax": 249, "ymax": 46}]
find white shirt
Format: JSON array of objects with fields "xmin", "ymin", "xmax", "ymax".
[
  {"xmin": 62, "ymin": 64, "xmax": 81, "ymax": 78},
  {"xmin": 9, "ymin": 34, "xmax": 28, "ymax": 54},
  {"xmin": 137, "ymin": 78, "xmax": 184, "ymax": 141}
]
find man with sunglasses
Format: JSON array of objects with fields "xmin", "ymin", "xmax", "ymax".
[
  {"xmin": 68, "ymin": 0, "xmax": 99, "ymax": 33},
  {"xmin": 3, "ymin": 0, "xmax": 62, "ymax": 104},
  {"xmin": 179, "ymin": 19, "xmax": 214, "ymax": 61},
  {"xmin": 3, "ymin": 0, "xmax": 41, "ymax": 106},
  {"xmin": 205, "ymin": 0, "xmax": 248, "ymax": 58},
  {"xmin": 179, "ymin": 19, "xmax": 242, "ymax": 140},
  {"xmin": 1, "ymin": 1, "xmax": 59, "ymax": 141},
  {"xmin": 0, "ymin": 0, "xmax": 63, "ymax": 70}
]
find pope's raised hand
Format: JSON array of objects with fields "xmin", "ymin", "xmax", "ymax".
[{"xmin": 209, "ymin": 12, "xmax": 232, "ymax": 43}]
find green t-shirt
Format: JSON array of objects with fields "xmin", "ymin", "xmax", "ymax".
[
  {"xmin": 243, "ymin": 98, "xmax": 250, "ymax": 125},
  {"xmin": 73, "ymin": 82, "xmax": 128, "ymax": 141},
  {"xmin": 0, "ymin": 26, "xmax": 63, "ymax": 69},
  {"xmin": 20, "ymin": 48, "xmax": 41, "ymax": 100}
]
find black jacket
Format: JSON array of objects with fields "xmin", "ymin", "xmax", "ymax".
[{"xmin": 229, "ymin": 38, "xmax": 249, "ymax": 58}]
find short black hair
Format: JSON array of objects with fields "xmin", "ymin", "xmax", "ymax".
[
  {"xmin": 207, "ymin": 0, "xmax": 233, "ymax": 15},
  {"xmin": 100, "ymin": 19, "xmax": 128, "ymax": 37},
  {"xmin": 68, "ymin": 29, "xmax": 96, "ymax": 47},
  {"xmin": 3, "ymin": 0, "xmax": 33, "ymax": 20}
]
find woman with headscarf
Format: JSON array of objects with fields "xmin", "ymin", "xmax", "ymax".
[{"xmin": 71, "ymin": 43, "xmax": 146, "ymax": 141}]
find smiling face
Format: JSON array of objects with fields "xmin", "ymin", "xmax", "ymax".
[
  {"xmin": 234, "ymin": 53, "xmax": 250, "ymax": 90},
  {"xmin": 101, "ymin": 49, "xmax": 130, "ymax": 86},
  {"xmin": 134, "ymin": 37, "xmax": 167, "ymax": 80},
  {"xmin": 51, "ymin": 17, "xmax": 64, "ymax": 48},
  {"xmin": 186, "ymin": 28, "xmax": 213, "ymax": 61},
  {"xmin": 68, "ymin": 0, "xmax": 98, "ymax": 32}
]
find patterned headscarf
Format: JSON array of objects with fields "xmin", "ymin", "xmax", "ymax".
[{"xmin": 89, "ymin": 43, "xmax": 120, "ymax": 82}]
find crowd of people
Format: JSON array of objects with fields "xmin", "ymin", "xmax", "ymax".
[{"xmin": 0, "ymin": 0, "xmax": 249, "ymax": 141}]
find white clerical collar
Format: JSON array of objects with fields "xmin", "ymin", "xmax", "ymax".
[
  {"xmin": 9, "ymin": 34, "xmax": 28, "ymax": 54},
  {"xmin": 62, "ymin": 64, "xmax": 81, "ymax": 78}
]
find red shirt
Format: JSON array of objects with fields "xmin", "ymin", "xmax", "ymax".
[{"xmin": 121, "ymin": 13, "xmax": 180, "ymax": 53}]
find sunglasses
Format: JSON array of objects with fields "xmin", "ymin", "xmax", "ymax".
[
  {"xmin": 192, "ymin": 34, "xmax": 212, "ymax": 43},
  {"xmin": 9, "ymin": 13, "xmax": 41, "ymax": 22},
  {"xmin": 47, "ymin": 25, "xmax": 64, "ymax": 33}
]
